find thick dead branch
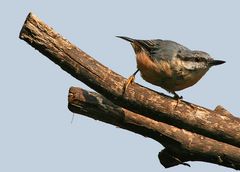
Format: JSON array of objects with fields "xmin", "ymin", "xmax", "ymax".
[
  {"xmin": 19, "ymin": 12, "xmax": 240, "ymax": 169},
  {"xmin": 19, "ymin": 12, "xmax": 240, "ymax": 148},
  {"xmin": 68, "ymin": 87, "xmax": 240, "ymax": 169}
]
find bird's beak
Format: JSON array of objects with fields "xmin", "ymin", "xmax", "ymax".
[{"xmin": 210, "ymin": 60, "xmax": 226, "ymax": 66}]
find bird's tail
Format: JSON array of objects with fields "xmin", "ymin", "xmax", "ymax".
[
  {"xmin": 116, "ymin": 36, "xmax": 149, "ymax": 54},
  {"xmin": 116, "ymin": 36, "xmax": 135, "ymax": 43}
]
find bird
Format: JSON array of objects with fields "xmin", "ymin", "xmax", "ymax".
[{"xmin": 117, "ymin": 36, "xmax": 225, "ymax": 99}]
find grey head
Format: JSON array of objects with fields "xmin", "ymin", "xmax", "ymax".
[{"xmin": 176, "ymin": 50, "xmax": 225, "ymax": 71}]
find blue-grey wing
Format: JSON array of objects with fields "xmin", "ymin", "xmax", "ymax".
[
  {"xmin": 151, "ymin": 40, "xmax": 190, "ymax": 61},
  {"xmin": 135, "ymin": 39, "xmax": 189, "ymax": 62}
]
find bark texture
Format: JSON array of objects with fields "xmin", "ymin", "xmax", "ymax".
[
  {"xmin": 68, "ymin": 87, "xmax": 240, "ymax": 169},
  {"xmin": 19, "ymin": 12, "xmax": 240, "ymax": 169}
]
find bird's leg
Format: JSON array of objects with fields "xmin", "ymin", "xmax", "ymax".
[{"xmin": 123, "ymin": 69, "xmax": 139, "ymax": 93}]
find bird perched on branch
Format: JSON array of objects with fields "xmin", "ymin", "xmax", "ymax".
[{"xmin": 117, "ymin": 36, "xmax": 225, "ymax": 99}]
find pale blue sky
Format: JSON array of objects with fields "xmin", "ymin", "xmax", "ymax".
[{"xmin": 1, "ymin": 1, "xmax": 239, "ymax": 171}]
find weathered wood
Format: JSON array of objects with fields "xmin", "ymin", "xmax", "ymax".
[
  {"xmin": 68, "ymin": 87, "xmax": 240, "ymax": 169},
  {"xmin": 19, "ymin": 12, "xmax": 240, "ymax": 148},
  {"xmin": 19, "ymin": 12, "xmax": 240, "ymax": 169}
]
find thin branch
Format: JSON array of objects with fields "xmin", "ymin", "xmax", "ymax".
[{"xmin": 68, "ymin": 87, "xmax": 240, "ymax": 169}]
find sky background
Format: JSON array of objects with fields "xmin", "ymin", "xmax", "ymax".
[{"xmin": 1, "ymin": 0, "xmax": 239, "ymax": 171}]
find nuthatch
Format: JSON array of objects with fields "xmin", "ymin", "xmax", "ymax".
[{"xmin": 117, "ymin": 36, "xmax": 225, "ymax": 99}]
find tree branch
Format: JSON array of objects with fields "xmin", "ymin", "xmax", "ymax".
[
  {"xmin": 68, "ymin": 87, "xmax": 240, "ymax": 169},
  {"xmin": 19, "ymin": 12, "xmax": 240, "ymax": 169}
]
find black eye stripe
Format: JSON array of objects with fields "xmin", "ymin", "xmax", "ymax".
[
  {"xmin": 195, "ymin": 57, "xmax": 202, "ymax": 62},
  {"xmin": 177, "ymin": 55, "xmax": 207, "ymax": 62},
  {"xmin": 176, "ymin": 50, "xmax": 211, "ymax": 63}
]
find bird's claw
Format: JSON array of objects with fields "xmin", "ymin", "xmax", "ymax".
[
  {"xmin": 173, "ymin": 92, "xmax": 183, "ymax": 108},
  {"xmin": 123, "ymin": 75, "xmax": 135, "ymax": 94}
]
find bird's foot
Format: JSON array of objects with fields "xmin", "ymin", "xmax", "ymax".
[
  {"xmin": 173, "ymin": 92, "xmax": 183, "ymax": 100},
  {"xmin": 122, "ymin": 69, "xmax": 139, "ymax": 95},
  {"xmin": 123, "ymin": 75, "xmax": 135, "ymax": 94},
  {"xmin": 172, "ymin": 92, "xmax": 195, "ymax": 110},
  {"xmin": 173, "ymin": 92, "xmax": 183, "ymax": 109}
]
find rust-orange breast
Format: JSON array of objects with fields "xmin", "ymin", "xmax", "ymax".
[{"xmin": 136, "ymin": 51, "xmax": 173, "ymax": 90}]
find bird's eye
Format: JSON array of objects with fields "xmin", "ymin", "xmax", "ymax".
[{"xmin": 195, "ymin": 58, "xmax": 200, "ymax": 62}]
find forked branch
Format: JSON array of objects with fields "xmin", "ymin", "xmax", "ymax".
[{"xmin": 19, "ymin": 12, "xmax": 240, "ymax": 169}]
